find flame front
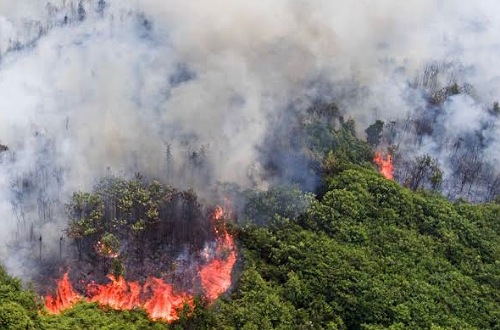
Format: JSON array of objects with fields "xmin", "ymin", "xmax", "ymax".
[
  {"xmin": 87, "ymin": 275, "xmax": 142, "ymax": 311},
  {"xmin": 44, "ymin": 271, "xmax": 80, "ymax": 314},
  {"xmin": 374, "ymin": 152, "xmax": 394, "ymax": 180},
  {"xmin": 86, "ymin": 275, "xmax": 191, "ymax": 321},
  {"xmin": 200, "ymin": 205, "xmax": 237, "ymax": 302},
  {"xmin": 200, "ymin": 241, "xmax": 236, "ymax": 301},
  {"xmin": 45, "ymin": 205, "xmax": 236, "ymax": 322},
  {"xmin": 143, "ymin": 278, "xmax": 192, "ymax": 321}
]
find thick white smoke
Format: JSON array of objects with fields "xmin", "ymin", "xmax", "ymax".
[{"xmin": 0, "ymin": 0, "xmax": 499, "ymax": 277}]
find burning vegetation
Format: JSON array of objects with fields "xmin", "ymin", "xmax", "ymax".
[
  {"xmin": 0, "ymin": 114, "xmax": 498, "ymax": 329},
  {"xmin": 373, "ymin": 152, "xmax": 394, "ymax": 180},
  {"xmin": 41, "ymin": 177, "xmax": 237, "ymax": 322},
  {"xmin": 0, "ymin": 2, "xmax": 499, "ymax": 329}
]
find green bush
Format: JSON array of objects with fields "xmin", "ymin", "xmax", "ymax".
[{"xmin": 0, "ymin": 302, "xmax": 35, "ymax": 330}]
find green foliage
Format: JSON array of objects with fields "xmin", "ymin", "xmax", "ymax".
[
  {"xmin": 32, "ymin": 165, "xmax": 500, "ymax": 328},
  {"xmin": 209, "ymin": 269, "xmax": 297, "ymax": 330},
  {"xmin": 0, "ymin": 266, "xmax": 41, "ymax": 328},
  {"xmin": 111, "ymin": 259, "xmax": 125, "ymax": 278},
  {"xmin": 211, "ymin": 165, "xmax": 499, "ymax": 329},
  {"xmin": 1, "ymin": 146, "xmax": 498, "ymax": 329},
  {"xmin": 303, "ymin": 119, "xmax": 372, "ymax": 166},
  {"xmin": 67, "ymin": 192, "xmax": 104, "ymax": 238},
  {"xmin": 97, "ymin": 232, "xmax": 120, "ymax": 257},
  {"xmin": 0, "ymin": 302, "xmax": 34, "ymax": 329},
  {"xmin": 65, "ymin": 176, "xmax": 209, "ymax": 269},
  {"xmin": 241, "ymin": 186, "xmax": 315, "ymax": 225},
  {"xmin": 40, "ymin": 302, "xmax": 166, "ymax": 330},
  {"xmin": 67, "ymin": 177, "xmax": 170, "ymax": 242},
  {"xmin": 365, "ymin": 120, "xmax": 384, "ymax": 147}
]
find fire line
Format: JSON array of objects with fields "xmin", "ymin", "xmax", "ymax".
[{"xmin": 45, "ymin": 205, "xmax": 237, "ymax": 322}]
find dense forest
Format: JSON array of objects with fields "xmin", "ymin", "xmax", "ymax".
[{"xmin": 1, "ymin": 118, "xmax": 498, "ymax": 329}]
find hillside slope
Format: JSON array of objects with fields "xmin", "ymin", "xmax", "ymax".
[{"xmin": 1, "ymin": 163, "xmax": 498, "ymax": 329}]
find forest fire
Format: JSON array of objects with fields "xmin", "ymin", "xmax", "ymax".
[
  {"xmin": 44, "ymin": 205, "xmax": 237, "ymax": 322},
  {"xmin": 44, "ymin": 271, "xmax": 81, "ymax": 314},
  {"xmin": 87, "ymin": 275, "xmax": 142, "ymax": 311},
  {"xmin": 45, "ymin": 273, "xmax": 192, "ymax": 321},
  {"xmin": 374, "ymin": 152, "xmax": 394, "ymax": 180},
  {"xmin": 200, "ymin": 206, "xmax": 237, "ymax": 302}
]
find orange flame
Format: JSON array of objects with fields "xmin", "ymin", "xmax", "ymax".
[
  {"xmin": 200, "ymin": 232, "xmax": 237, "ymax": 302},
  {"xmin": 374, "ymin": 152, "xmax": 394, "ymax": 180},
  {"xmin": 44, "ymin": 271, "xmax": 80, "ymax": 314},
  {"xmin": 143, "ymin": 278, "xmax": 192, "ymax": 321},
  {"xmin": 86, "ymin": 275, "xmax": 192, "ymax": 321},
  {"xmin": 87, "ymin": 275, "xmax": 142, "ymax": 311},
  {"xmin": 200, "ymin": 205, "xmax": 237, "ymax": 302},
  {"xmin": 45, "ymin": 204, "xmax": 237, "ymax": 322}
]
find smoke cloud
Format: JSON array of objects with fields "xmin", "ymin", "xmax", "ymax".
[{"xmin": 0, "ymin": 0, "xmax": 499, "ymax": 278}]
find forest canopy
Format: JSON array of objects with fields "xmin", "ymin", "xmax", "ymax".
[{"xmin": 1, "ymin": 144, "xmax": 498, "ymax": 329}]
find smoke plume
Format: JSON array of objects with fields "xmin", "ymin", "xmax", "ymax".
[{"xmin": 0, "ymin": 0, "xmax": 499, "ymax": 278}]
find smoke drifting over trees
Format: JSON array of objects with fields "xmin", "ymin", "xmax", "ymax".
[{"xmin": 0, "ymin": 0, "xmax": 499, "ymax": 280}]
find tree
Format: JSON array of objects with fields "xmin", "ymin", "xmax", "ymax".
[
  {"xmin": 0, "ymin": 266, "xmax": 41, "ymax": 328},
  {"xmin": 77, "ymin": 2, "xmax": 86, "ymax": 21},
  {"xmin": 365, "ymin": 120, "xmax": 384, "ymax": 147},
  {"xmin": 402, "ymin": 155, "xmax": 443, "ymax": 191}
]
